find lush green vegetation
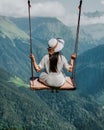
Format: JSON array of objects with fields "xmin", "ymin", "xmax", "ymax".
[
  {"xmin": 0, "ymin": 66, "xmax": 104, "ymax": 130},
  {"xmin": 0, "ymin": 16, "xmax": 104, "ymax": 130},
  {"xmin": 9, "ymin": 76, "xmax": 29, "ymax": 88}
]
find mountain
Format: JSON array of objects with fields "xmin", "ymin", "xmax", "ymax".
[
  {"xmin": 76, "ymin": 44, "xmax": 104, "ymax": 95},
  {"xmin": 80, "ymin": 24, "xmax": 104, "ymax": 40},
  {"xmin": 11, "ymin": 16, "xmax": 101, "ymax": 53},
  {"xmin": 0, "ymin": 16, "xmax": 29, "ymax": 41},
  {"xmin": 83, "ymin": 11, "xmax": 104, "ymax": 18},
  {"xmin": 0, "ymin": 68, "xmax": 104, "ymax": 130},
  {"xmin": 0, "ymin": 16, "xmax": 31, "ymax": 81},
  {"xmin": 70, "ymin": 23, "xmax": 104, "ymax": 54},
  {"xmin": 10, "ymin": 17, "xmax": 76, "ymax": 55},
  {"xmin": 0, "ymin": 16, "xmax": 104, "ymax": 130},
  {"xmin": 0, "ymin": 68, "xmax": 76, "ymax": 130},
  {"xmin": 0, "ymin": 16, "xmax": 75, "ymax": 81}
]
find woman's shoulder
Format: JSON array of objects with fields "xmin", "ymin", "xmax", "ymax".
[
  {"xmin": 59, "ymin": 54, "xmax": 68, "ymax": 62},
  {"xmin": 60, "ymin": 54, "xmax": 66, "ymax": 59},
  {"xmin": 42, "ymin": 54, "xmax": 49, "ymax": 60}
]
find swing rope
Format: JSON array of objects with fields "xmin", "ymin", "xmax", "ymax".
[
  {"xmin": 28, "ymin": 0, "xmax": 34, "ymax": 78},
  {"xmin": 28, "ymin": 0, "xmax": 83, "ymax": 84},
  {"xmin": 72, "ymin": 0, "xmax": 83, "ymax": 80}
]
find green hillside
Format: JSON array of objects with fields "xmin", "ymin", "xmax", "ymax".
[
  {"xmin": 0, "ymin": 16, "xmax": 100, "ymax": 81},
  {"xmin": 76, "ymin": 44, "xmax": 104, "ymax": 94},
  {"xmin": 0, "ymin": 16, "xmax": 104, "ymax": 130},
  {"xmin": 0, "ymin": 16, "xmax": 29, "ymax": 41},
  {"xmin": 0, "ymin": 68, "xmax": 104, "ymax": 130},
  {"xmin": 0, "ymin": 68, "xmax": 75, "ymax": 130}
]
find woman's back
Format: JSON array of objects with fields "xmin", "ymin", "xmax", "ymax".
[
  {"xmin": 39, "ymin": 54, "xmax": 69, "ymax": 74},
  {"xmin": 30, "ymin": 38, "xmax": 76, "ymax": 87}
]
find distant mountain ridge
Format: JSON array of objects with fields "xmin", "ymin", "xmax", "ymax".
[
  {"xmin": 76, "ymin": 44, "xmax": 104, "ymax": 94},
  {"xmin": 0, "ymin": 15, "xmax": 104, "ymax": 130},
  {"xmin": 0, "ymin": 16, "xmax": 29, "ymax": 41},
  {"xmin": 0, "ymin": 15, "xmax": 103, "ymax": 84},
  {"xmin": 0, "ymin": 15, "xmax": 104, "ymax": 83},
  {"xmin": 83, "ymin": 11, "xmax": 104, "ymax": 18}
]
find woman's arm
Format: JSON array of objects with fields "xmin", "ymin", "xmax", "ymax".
[
  {"xmin": 30, "ymin": 54, "xmax": 41, "ymax": 72},
  {"xmin": 68, "ymin": 53, "xmax": 76, "ymax": 72}
]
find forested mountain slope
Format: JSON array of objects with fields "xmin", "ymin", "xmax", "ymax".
[
  {"xmin": 0, "ymin": 68, "xmax": 104, "ymax": 130},
  {"xmin": 0, "ymin": 16, "xmax": 104, "ymax": 130}
]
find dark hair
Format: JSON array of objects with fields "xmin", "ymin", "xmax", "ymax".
[{"xmin": 49, "ymin": 52, "xmax": 61, "ymax": 72}]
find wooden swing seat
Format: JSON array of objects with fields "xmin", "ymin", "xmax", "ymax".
[{"xmin": 30, "ymin": 76, "xmax": 76, "ymax": 90}]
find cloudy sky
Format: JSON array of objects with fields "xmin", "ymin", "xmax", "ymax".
[{"xmin": 0, "ymin": 0, "xmax": 104, "ymax": 26}]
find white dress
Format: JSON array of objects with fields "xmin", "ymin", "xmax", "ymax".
[{"xmin": 38, "ymin": 54, "xmax": 71, "ymax": 87}]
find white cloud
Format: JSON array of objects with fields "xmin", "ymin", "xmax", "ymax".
[
  {"xmin": 0, "ymin": 0, "xmax": 26, "ymax": 17},
  {"xmin": 0, "ymin": 0, "xmax": 65, "ymax": 18},
  {"xmin": 59, "ymin": 13, "xmax": 104, "ymax": 26},
  {"xmin": 31, "ymin": 1, "xmax": 65, "ymax": 17},
  {"xmin": 101, "ymin": 0, "xmax": 104, "ymax": 4},
  {"xmin": 0, "ymin": 0, "xmax": 104, "ymax": 26},
  {"xmin": 81, "ymin": 15, "xmax": 104, "ymax": 25},
  {"xmin": 59, "ymin": 13, "xmax": 78, "ymax": 26}
]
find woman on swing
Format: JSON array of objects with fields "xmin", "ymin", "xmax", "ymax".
[{"xmin": 30, "ymin": 38, "xmax": 76, "ymax": 88}]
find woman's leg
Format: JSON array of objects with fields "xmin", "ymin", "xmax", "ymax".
[{"xmin": 39, "ymin": 72, "xmax": 48, "ymax": 85}]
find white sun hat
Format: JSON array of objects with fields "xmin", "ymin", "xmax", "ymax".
[{"xmin": 48, "ymin": 38, "xmax": 65, "ymax": 53}]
